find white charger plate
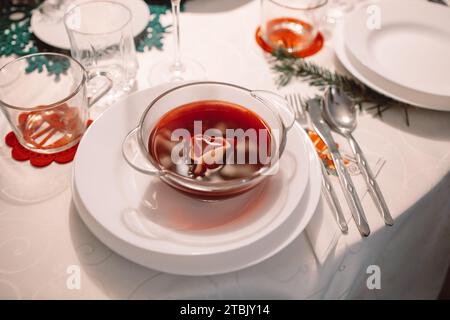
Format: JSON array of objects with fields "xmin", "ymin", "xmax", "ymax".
[
  {"xmin": 335, "ymin": 21, "xmax": 450, "ymax": 112},
  {"xmin": 31, "ymin": 0, "xmax": 150, "ymax": 50},
  {"xmin": 72, "ymin": 85, "xmax": 321, "ymax": 275},
  {"xmin": 72, "ymin": 154, "xmax": 320, "ymax": 275},
  {"xmin": 342, "ymin": 0, "xmax": 450, "ymax": 110}
]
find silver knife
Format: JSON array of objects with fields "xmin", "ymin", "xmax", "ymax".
[
  {"xmin": 320, "ymin": 161, "xmax": 348, "ymax": 233},
  {"xmin": 308, "ymin": 98, "xmax": 370, "ymax": 237}
]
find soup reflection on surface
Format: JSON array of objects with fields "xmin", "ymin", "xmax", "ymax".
[{"xmin": 149, "ymin": 100, "xmax": 272, "ymax": 182}]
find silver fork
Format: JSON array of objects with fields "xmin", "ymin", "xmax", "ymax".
[{"xmin": 286, "ymin": 93, "xmax": 348, "ymax": 233}]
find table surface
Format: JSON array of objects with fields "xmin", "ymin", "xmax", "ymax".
[{"xmin": 1, "ymin": 0, "xmax": 450, "ymax": 299}]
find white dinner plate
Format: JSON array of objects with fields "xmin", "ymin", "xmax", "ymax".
[
  {"xmin": 31, "ymin": 0, "xmax": 150, "ymax": 50},
  {"xmin": 72, "ymin": 85, "xmax": 321, "ymax": 275},
  {"xmin": 74, "ymin": 85, "xmax": 311, "ymax": 255},
  {"xmin": 335, "ymin": 21, "xmax": 450, "ymax": 112},
  {"xmin": 341, "ymin": 0, "xmax": 450, "ymax": 110}
]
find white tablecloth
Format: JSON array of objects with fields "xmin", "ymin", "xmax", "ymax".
[{"xmin": 1, "ymin": 0, "xmax": 450, "ymax": 299}]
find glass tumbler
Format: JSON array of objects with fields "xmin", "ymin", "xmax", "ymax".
[
  {"xmin": 64, "ymin": 1, "xmax": 138, "ymax": 106},
  {"xmin": 0, "ymin": 53, "xmax": 111, "ymax": 154},
  {"xmin": 260, "ymin": 0, "xmax": 328, "ymax": 53}
]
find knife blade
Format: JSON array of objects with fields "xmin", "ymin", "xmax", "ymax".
[{"xmin": 308, "ymin": 98, "xmax": 370, "ymax": 237}]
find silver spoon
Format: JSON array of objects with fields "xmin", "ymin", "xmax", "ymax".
[{"xmin": 323, "ymin": 86, "xmax": 394, "ymax": 226}]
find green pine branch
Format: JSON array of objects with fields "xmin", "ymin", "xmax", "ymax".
[{"xmin": 270, "ymin": 49, "xmax": 411, "ymax": 125}]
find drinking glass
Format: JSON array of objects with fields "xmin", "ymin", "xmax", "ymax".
[
  {"xmin": 64, "ymin": 1, "xmax": 138, "ymax": 106},
  {"xmin": 0, "ymin": 53, "xmax": 111, "ymax": 154},
  {"xmin": 148, "ymin": 0, "xmax": 206, "ymax": 85},
  {"xmin": 260, "ymin": 0, "xmax": 328, "ymax": 53}
]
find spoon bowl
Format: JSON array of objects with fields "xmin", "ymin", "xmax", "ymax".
[{"xmin": 323, "ymin": 86, "xmax": 357, "ymax": 135}]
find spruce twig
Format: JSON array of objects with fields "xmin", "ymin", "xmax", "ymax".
[{"xmin": 269, "ymin": 49, "xmax": 411, "ymax": 125}]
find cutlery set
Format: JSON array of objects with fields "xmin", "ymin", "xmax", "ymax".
[
  {"xmin": 286, "ymin": 93, "xmax": 348, "ymax": 234},
  {"xmin": 287, "ymin": 87, "xmax": 394, "ymax": 237}
]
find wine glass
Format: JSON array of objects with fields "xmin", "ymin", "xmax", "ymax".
[{"xmin": 148, "ymin": 0, "xmax": 206, "ymax": 85}]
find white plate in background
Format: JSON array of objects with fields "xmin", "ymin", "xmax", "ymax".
[
  {"xmin": 335, "ymin": 20, "xmax": 450, "ymax": 111},
  {"xmin": 342, "ymin": 0, "xmax": 450, "ymax": 106},
  {"xmin": 31, "ymin": 0, "xmax": 150, "ymax": 50}
]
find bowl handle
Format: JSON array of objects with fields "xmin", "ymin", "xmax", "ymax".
[
  {"xmin": 122, "ymin": 128, "xmax": 162, "ymax": 176},
  {"xmin": 250, "ymin": 90, "xmax": 296, "ymax": 130}
]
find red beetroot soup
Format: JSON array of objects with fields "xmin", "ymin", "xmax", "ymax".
[{"xmin": 148, "ymin": 100, "xmax": 272, "ymax": 182}]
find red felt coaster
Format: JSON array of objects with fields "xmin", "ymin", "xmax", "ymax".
[
  {"xmin": 255, "ymin": 26, "xmax": 324, "ymax": 58},
  {"xmin": 4, "ymin": 120, "xmax": 93, "ymax": 168}
]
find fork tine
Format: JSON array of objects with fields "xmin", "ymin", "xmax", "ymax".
[
  {"xmin": 292, "ymin": 94, "xmax": 302, "ymax": 120},
  {"xmin": 285, "ymin": 94, "xmax": 292, "ymax": 115},
  {"xmin": 285, "ymin": 94, "xmax": 299, "ymax": 119},
  {"xmin": 295, "ymin": 93, "xmax": 307, "ymax": 118}
]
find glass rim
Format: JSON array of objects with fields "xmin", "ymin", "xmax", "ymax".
[
  {"xmin": 0, "ymin": 52, "xmax": 86, "ymax": 112},
  {"xmin": 63, "ymin": 0, "xmax": 132, "ymax": 36},
  {"xmin": 267, "ymin": 0, "xmax": 328, "ymax": 11},
  {"xmin": 136, "ymin": 81, "xmax": 286, "ymax": 188}
]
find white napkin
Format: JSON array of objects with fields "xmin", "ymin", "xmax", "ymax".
[{"xmin": 305, "ymin": 134, "xmax": 386, "ymax": 264}]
